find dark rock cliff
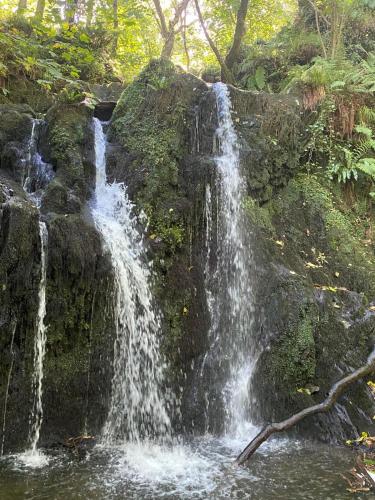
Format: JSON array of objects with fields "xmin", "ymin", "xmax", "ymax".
[{"xmin": 0, "ymin": 60, "xmax": 374, "ymax": 452}]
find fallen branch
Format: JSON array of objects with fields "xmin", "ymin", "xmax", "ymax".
[{"xmin": 235, "ymin": 347, "xmax": 375, "ymax": 466}]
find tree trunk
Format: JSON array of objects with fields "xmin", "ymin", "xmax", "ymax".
[
  {"xmin": 153, "ymin": 0, "xmax": 190, "ymax": 59},
  {"xmin": 235, "ymin": 347, "xmax": 375, "ymax": 466},
  {"xmin": 86, "ymin": 0, "xmax": 94, "ymax": 28},
  {"xmin": 66, "ymin": 0, "xmax": 78, "ymax": 24},
  {"xmin": 34, "ymin": 0, "xmax": 46, "ymax": 21},
  {"xmin": 194, "ymin": 0, "xmax": 236, "ymax": 85},
  {"xmin": 17, "ymin": 0, "xmax": 27, "ymax": 14},
  {"xmin": 225, "ymin": 0, "xmax": 249, "ymax": 71},
  {"xmin": 112, "ymin": 0, "xmax": 119, "ymax": 56},
  {"xmin": 161, "ymin": 32, "xmax": 175, "ymax": 59},
  {"xmin": 152, "ymin": 0, "xmax": 169, "ymax": 39}
]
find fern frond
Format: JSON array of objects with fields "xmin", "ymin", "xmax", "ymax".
[
  {"xmin": 358, "ymin": 106, "xmax": 375, "ymax": 126},
  {"xmin": 353, "ymin": 138, "xmax": 375, "ymax": 162}
]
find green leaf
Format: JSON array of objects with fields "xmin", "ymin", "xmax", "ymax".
[
  {"xmin": 255, "ymin": 66, "xmax": 266, "ymax": 90},
  {"xmin": 79, "ymin": 33, "xmax": 90, "ymax": 44},
  {"xmin": 356, "ymin": 158, "xmax": 375, "ymax": 177},
  {"xmin": 355, "ymin": 125, "xmax": 373, "ymax": 138}
]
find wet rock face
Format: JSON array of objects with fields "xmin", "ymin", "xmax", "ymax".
[
  {"xmin": 0, "ymin": 105, "xmax": 34, "ymax": 185},
  {"xmin": 104, "ymin": 61, "xmax": 311, "ymax": 434},
  {"xmin": 0, "ymin": 182, "xmax": 42, "ymax": 451},
  {"xmin": 106, "ymin": 62, "xmax": 375, "ymax": 440},
  {"xmin": 106, "ymin": 60, "xmax": 213, "ymax": 386},
  {"xmin": 250, "ymin": 177, "xmax": 375, "ymax": 440},
  {"xmin": 229, "ymin": 88, "xmax": 304, "ymax": 203}
]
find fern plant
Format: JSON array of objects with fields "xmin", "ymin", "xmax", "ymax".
[{"xmin": 328, "ymin": 125, "xmax": 375, "ymax": 182}]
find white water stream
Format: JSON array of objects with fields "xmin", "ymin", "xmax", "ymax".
[
  {"xmin": 19, "ymin": 121, "xmax": 50, "ymax": 467},
  {"xmin": 203, "ymin": 82, "xmax": 257, "ymax": 437},
  {"xmin": 91, "ymin": 118, "xmax": 174, "ymax": 444},
  {"xmin": 22, "ymin": 221, "xmax": 49, "ymax": 466}
]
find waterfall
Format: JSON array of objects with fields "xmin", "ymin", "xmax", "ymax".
[
  {"xmin": 19, "ymin": 120, "xmax": 50, "ymax": 466},
  {"xmin": 23, "ymin": 119, "xmax": 54, "ymax": 206},
  {"xmin": 28, "ymin": 222, "xmax": 48, "ymax": 454},
  {"xmin": 204, "ymin": 83, "xmax": 257, "ymax": 437},
  {"xmin": 91, "ymin": 118, "xmax": 174, "ymax": 444}
]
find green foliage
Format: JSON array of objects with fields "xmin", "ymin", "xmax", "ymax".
[{"xmin": 0, "ymin": 17, "xmax": 114, "ymax": 100}]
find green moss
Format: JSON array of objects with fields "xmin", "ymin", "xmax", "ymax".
[
  {"xmin": 271, "ymin": 174, "xmax": 375, "ymax": 295},
  {"xmin": 0, "ymin": 106, "xmax": 33, "ymax": 149},
  {"xmin": 109, "ymin": 59, "xmax": 202, "ymax": 252},
  {"xmin": 270, "ymin": 304, "xmax": 317, "ymax": 390},
  {"xmin": 42, "ymin": 103, "xmax": 93, "ymax": 213},
  {"xmin": 243, "ymin": 195, "xmax": 276, "ymax": 235}
]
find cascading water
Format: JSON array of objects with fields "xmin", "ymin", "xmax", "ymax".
[
  {"xmin": 91, "ymin": 118, "xmax": 174, "ymax": 445},
  {"xmin": 203, "ymin": 82, "xmax": 257, "ymax": 438},
  {"xmin": 19, "ymin": 120, "xmax": 50, "ymax": 466},
  {"xmin": 1, "ymin": 96, "xmax": 302, "ymax": 500},
  {"xmin": 23, "ymin": 119, "xmax": 54, "ymax": 205},
  {"xmin": 26, "ymin": 222, "xmax": 48, "ymax": 457}
]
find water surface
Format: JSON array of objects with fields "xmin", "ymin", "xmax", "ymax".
[{"xmin": 0, "ymin": 437, "xmax": 367, "ymax": 500}]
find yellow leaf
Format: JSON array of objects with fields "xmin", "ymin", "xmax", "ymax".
[
  {"xmin": 182, "ymin": 307, "xmax": 188, "ymax": 315},
  {"xmin": 305, "ymin": 262, "xmax": 319, "ymax": 269},
  {"xmin": 275, "ymin": 240, "xmax": 284, "ymax": 248},
  {"xmin": 149, "ymin": 234, "xmax": 157, "ymax": 240},
  {"xmin": 334, "ymin": 272, "xmax": 340, "ymax": 277},
  {"xmin": 297, "ymin": 387, "xmax": 311, "ymax": 395}
]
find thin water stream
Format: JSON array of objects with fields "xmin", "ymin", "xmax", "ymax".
[
  {"xmin": 202, "ymin": 82, "xmax": 258, "ymax": 437},
  {"xmin": 20, "ymin": 120, "xmax": 51, "ymax": 466}
]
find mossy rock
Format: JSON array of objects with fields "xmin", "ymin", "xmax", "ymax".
[
  {"xmin": 41, "ymin": 103, "xmax": 95, "ymax": 214},
  {"xmin": 249, "ymin": 172, "xmax": 375, "ymax": 438}
]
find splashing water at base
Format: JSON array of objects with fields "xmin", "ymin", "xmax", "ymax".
[
  {"xmin": 2, "ymin": 436, "xmax": 360, "ymax": 500},
  {"xmin": 91, "ymin": 118, "xmax": 175, "ymax": 445}
]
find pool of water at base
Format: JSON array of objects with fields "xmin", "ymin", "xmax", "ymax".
[{"xmin": 0, "ymin": 434, "xmax": 370, "ymax": 500}]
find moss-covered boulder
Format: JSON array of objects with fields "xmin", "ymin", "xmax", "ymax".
[
  {"xmin": 0, "ymin": 104, "xmax": 35, "ymax": 185},
  {"xmin": 41, "ymin": 103, "xmax": 95, "ymax": 215}
]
